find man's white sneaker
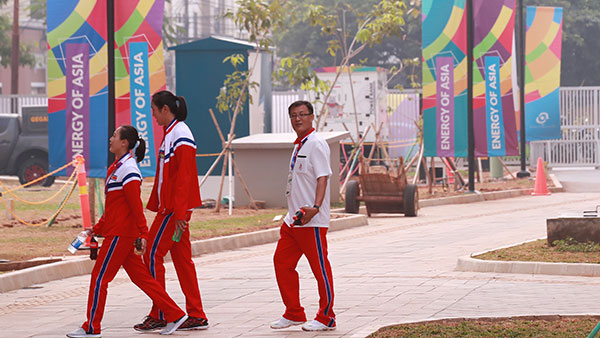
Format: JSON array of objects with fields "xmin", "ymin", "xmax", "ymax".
[
  {"xmin": 269, "ymin": 317, "xmax": 305, "ymax": 329},
  {"xmin": 160, "ymin": 315, "xmax": 188, "ymax": 335},
  {"xmin": 301, "ymin": 320, "xmax": 336, "ymax": 331},
  {"xmin": 66, "ymin": 327, "xmax": 101, "ymax": 338}
]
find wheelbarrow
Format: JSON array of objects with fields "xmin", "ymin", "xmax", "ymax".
[{"xmin": 344, "ymin": 157, "xmax": 419, "ymax": 217}]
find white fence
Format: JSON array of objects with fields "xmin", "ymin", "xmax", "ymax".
[
  {"xmin": 530, "ymin": 87, "xmax": 600, "ymax": 167},
  {"xmin": 272, "ymin": 90, "xmax": 421, "ymax": 146},
  {"xmin": 0, "ymin": 95, "xmax": 47, "ymax": 114}
]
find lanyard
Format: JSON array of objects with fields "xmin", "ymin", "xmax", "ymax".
[{"xmin": 290, "ymin": 135, "xmax": 310, "ymax": 171}]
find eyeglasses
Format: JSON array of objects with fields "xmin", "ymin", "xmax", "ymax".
[{"xmin": 289, "ymin": 113, "xmax": 313, "ymax": 119}]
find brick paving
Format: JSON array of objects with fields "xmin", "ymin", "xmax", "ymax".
[{"xmin": 1, "ymin": 192, "xmax": 600, "ymax": 337}]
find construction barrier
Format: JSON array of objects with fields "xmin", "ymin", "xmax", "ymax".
[{"xmin": 0, "ymin": 159, "xmax": 80, "ymax": 227}]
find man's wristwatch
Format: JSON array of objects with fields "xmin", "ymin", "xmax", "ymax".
[{"xmin": 313, "ymin": 204, "xmax": 320, "ymax": 212}]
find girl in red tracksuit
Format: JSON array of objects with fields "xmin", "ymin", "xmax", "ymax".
[
  {"xmin": 134, "ymin": 91, "xmax": 208, "ymax": 332},
  {"xmin": 66, "ymin": 125, "xmax": 187, "ymax": 338}
]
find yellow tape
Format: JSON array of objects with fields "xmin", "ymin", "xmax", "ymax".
[{"xmin": 79, "ymin": 186, "xmax": 88, "ymax": 196}]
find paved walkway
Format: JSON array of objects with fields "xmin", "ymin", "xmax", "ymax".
[{"xmin": 2, "ymin": 192, "xmax": 600, "ymax": 337}]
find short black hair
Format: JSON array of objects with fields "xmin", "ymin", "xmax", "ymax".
[{"xmin": 288, "ymin": 100, "xmax": 314, "ymax": 116}]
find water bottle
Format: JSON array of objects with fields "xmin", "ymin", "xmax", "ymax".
[
  {"xmin": 172, "ymin": 228, "xmax": 182, "ymax": 242},
  {"xmin": 68, "ymin": 231, "xmax": 88, "ymax": 254}
]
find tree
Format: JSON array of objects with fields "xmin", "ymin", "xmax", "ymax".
[
  {"xmin": 274, "ymin": 0, "xmax": 421, "ymax": 90},
  {"xmin": 0, "ymin": 0, "xmax": 35, "ymax": 68}
]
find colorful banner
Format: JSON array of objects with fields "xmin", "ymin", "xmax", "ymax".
[
  {"xmin": 436, "ymin": 56, "xmax": 455, "ymax": 157},
  {"xmin": 115, "ymin": 1, "xmax": 166, "ymax": 176},
  {"xmin": 47, "ymin": 1, "xmax": 108, "ymax": 177},
  {"xmin": 65, "ymin": 44, "xmax": 91, "ymax": 165},
  {"xmin": 128, "ymin": 42, "xmax": 157, "ymax": 176},
  {"xmin": 473, "ymin": 0, "xmax": 518, "ymax": 157},
  {"xmin": 524, "ymin": 6, "xmax": 563, "ymax": 141},
  {"xmin": 422, "ymin": 0, "xmax": 468, "ymax": 157},
  {"xmin": 388, "ymin": 92, "xmax": 419, "ymax": 160},
  {"xmin": 48, "ymin": 1, "xmax": 165, "ymax": 177},
  {"xmin": 484, "ymin": 56, "xmax": 506, "ymax": 156}
]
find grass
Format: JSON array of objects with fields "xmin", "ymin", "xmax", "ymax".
[
  {"xmin": 0, "ymin": 209, "xmax": 287, "ymax": 262},
  {"xmin": 368, "ymin": 317, "xmax": 600, "ymax": 338},
  {"xmin": 474, "ymin": 239, "xmax": 600, "ymax": 264},
  {"xmin": 188, "ymin": 211, "xmax": 286, "ymax": 240}
]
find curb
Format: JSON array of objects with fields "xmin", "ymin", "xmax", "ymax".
[
  {"xmin": 0, "ymin": 213, "xmax": 368, "ymax": 293},
  {"xmin": 336, "ymin": 175, "xmax": 564, "ymax": 213},
  {"xmin": 456, "ymin": 236, "xmax": 600, "ymax": 277},
  {"xmin": 456, "ymin": 255, "xmax": 600, "ymax": 277}
]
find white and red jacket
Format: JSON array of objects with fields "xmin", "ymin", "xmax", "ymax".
[
  {"xmin": 147, "ymin": 119, "xmax": 202, "ymax": 219},
  {"xmin": 93, "ymin": 153, "xmax": 148, "ymax": 240}
]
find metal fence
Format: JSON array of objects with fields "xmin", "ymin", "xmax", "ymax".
[
  {"xmin": 0, "ymin": 95, "xmax": 48, "ymax": 115},
  {"xmin": 272, "ymin": 91, "xmax": 306, "ymax": 133},
  {"xmin": 530, "ymin": 87, "xmax": 600, "ymax": 167}
]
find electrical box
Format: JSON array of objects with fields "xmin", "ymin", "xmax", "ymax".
[{"xmin": 314, "ymin": 66, "xmax": 388, "ymax": 143}]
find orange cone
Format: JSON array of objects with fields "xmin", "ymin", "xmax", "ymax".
[{"xmin": 531, "ymin": 157, "xmax": 551, "ymax": 196}]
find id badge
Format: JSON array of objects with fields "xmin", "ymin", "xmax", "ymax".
[{"xmin": 285, "ymin": 171, "xmax": 293, "ymax": 196}]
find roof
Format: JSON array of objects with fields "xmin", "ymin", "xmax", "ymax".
[
  {"xmin": 231, "ymin": 132, "xmax": 350, "ymax": 149},
  {"xmin": 169, "ymin": 35, "xmax": 257, "ymax": 51}
]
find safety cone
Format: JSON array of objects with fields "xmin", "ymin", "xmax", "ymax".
[{"xmin": 531, "ymin": 157, "xmax": 551, "ymax": 196}]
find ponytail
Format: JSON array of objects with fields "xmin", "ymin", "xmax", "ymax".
[
  {"xmin": 175, "ymin": 96, "xmax": 188, "ymax": 121},
  {"xmin": 152, "ymin": 90, "xmax": 188, "ymax": 121},
  {"xmin": 118, "ymin": 125, "xmax": 146, "ymax": 163},
  {"xmin": 133, "ymin": 137, "xmax": 146, "ymax": 163}
]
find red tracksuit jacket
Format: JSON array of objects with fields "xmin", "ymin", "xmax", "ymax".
[
  {"xmin": 146, "ymin": 119, "xmax": 202, "ymax": 218},
  {"xmin": 93, "ymin": 153, "xmax": 148, "ymax": 240}
]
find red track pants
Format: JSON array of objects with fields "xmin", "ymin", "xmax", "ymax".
[
  {"xmin": 82, "ymin": 236, "xmax": 185, "ymax": 334},
  {"xmin": 144, "ymin": 212, "xmax": 206, "ymax": 320},
  {"xmin": 273, "ymin": 223, "xmax": 336, "ymax": 327}
]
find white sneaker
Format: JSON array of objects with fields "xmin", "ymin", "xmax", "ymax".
[
  {"xmin": 66, "ymin": 327, "xmax": 101, "ymax": 338},
  {"xmin": 160, "ymin": 315, "xmax": 188, "ymax": 335},
  {"xmin": 269, "ymin": 317, "xmax": 305, "ymax": 329},
  {"xmin": 302, "ymin": 319, "xmax": 336, "ymax": 331}
]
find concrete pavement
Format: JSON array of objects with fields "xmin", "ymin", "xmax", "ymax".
[{"xmin": 2, "ymin": 192, "xmax": 600, "ymax": 337}]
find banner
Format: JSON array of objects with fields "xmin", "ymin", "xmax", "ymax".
[
  {"xmin": 473, "ymin": 0, "xmax": 519, "ymax": 157},
  {"xmin": 422, "ymin": 0, "xmax": 468, "ymax": 157},
  {"xmin": 48, "ymin": 1, "xmax": 165, "ymax": 178},
  {"xmin": 65, "ymin": 44, "xmax": 91, "ymax": 165},
  {"xmin": 388, "ymin": 92, "xmax": 419, "ymax": 160},
  {"xmin": 524, "ymin": 6, "xmax": 563, "ymax": 141},
  {"xmin": 47, "ymin": 1, "xmax": 108, "ymax": 177},
  {"xmin": 115, "ymin": 1, "xmax": 166, "ymax": 177},
  {"xmin": 128, "ymin": 42, "xmax": 157, "ymax": 176}
]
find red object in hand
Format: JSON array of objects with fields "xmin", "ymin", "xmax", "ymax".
[{"xmin": 292, "ymin": 209, "xmax": 306, "ymax": 226}]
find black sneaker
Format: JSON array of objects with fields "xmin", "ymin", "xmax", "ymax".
[
  {"xmin": 177, "ymin": 316, "xmax": 209, "ymax": 331},
  {"xmin": 133, "ymin": 316, "xmax": 167, "ymax": 332}
]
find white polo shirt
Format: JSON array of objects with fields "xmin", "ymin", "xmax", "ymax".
[{"xmin": 284, "ymin": 131, "xmax": 332, "ymax": 228}]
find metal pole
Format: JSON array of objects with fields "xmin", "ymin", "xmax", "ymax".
[
  {"xmin": 517, "ymin": 0, "xmax": 531, "ymax": 178},
  {"xmin": 11, "ymin": 0, "xmax": 19, "ymax": 95},
  {"xmin": 107, "ymin": 0, "xmax": 116, "ymax": 165},
  {"xmin": 467, "ymin": 0, "xmax": 475, "ymax": 192}
]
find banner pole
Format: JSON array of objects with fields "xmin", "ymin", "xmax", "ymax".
[
  {"xmin": 516, "ymin": 0, "xmax": 531, "ymax": 178},
  {"xmin": 107, "ymin": 0, "xmax": 116, "ymax": 166},
  {"xmin": 467, "ymin": 0, "xmax": 475, "ymax": 192}
]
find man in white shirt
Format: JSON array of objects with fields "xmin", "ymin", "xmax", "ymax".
[{"xmin": 269, "ymin": 101, "xmax": 336, "ymax": 332}]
